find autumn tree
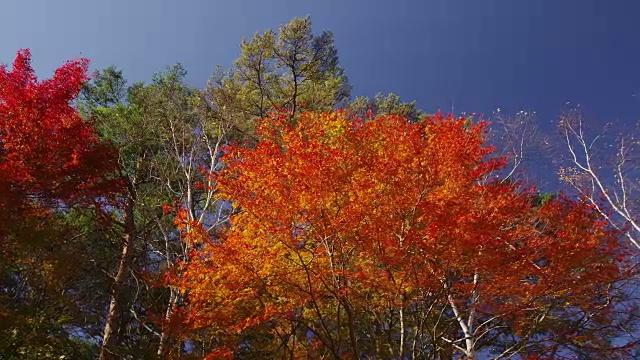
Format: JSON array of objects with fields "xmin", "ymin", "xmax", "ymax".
[
  {"xmin": 0, "ymin": 49, "xmax": 118, "ymax": 235},
  {"xmin": 173, "ymin": 111, "xmax": 633, "ymax": 359},
  {"xmin": 79, "ymin": 17, "xmax": 353, "ymax": 358},
  {"xmin": 0, "ymin": 49, "xmax": 120, "ymax": 358}
]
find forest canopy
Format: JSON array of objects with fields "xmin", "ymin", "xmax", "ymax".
[{"xmin": 1, "ymin": 16, "xmax": 638, "ymax": 360}]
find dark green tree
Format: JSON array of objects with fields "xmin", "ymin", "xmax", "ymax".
[
  {"xmin": 349, "ymin": 92, "xmax": 423, "ymax": 122},
  {"xmin": 82, "ymin": 64, "xmax": 233, "ymax": 358}
]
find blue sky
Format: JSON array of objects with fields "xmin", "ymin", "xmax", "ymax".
[{"xmin": 2, "ymin": 0, "xmax": 640, "ymax": 125}]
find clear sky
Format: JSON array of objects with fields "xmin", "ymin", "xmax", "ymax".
[{"xmin": 2, "ymin": 0, "xmax": 640, "ymax": 125}]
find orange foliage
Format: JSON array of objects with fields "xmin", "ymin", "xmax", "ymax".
[{"xmin": 173, "ymin": 111, "xmax": 626, "ymax": 358}]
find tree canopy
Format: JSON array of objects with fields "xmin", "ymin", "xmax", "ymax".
[
  {"xmin": 172, "ymin": 110, "xmax": 632, "ymax": 359},
  {"xmin": 0, "ymin": 16, "xmax": 638, "ymax": 360}
]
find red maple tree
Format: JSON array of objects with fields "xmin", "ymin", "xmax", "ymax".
[{"xmin": 0, "ymin": 49, "xmax": 119, "ymax": 235}]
